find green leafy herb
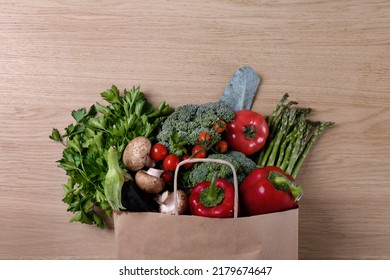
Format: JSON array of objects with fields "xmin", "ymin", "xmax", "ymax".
[
  {"xmin": 49, "ymin": 128, "xmax": 62, "ymax": 142},
  {"xmin": 71, "ymin": 108, "xmax": 87, "ymax": 122},
  {"xmin": 50, "ymin": 85, "xmax": 173, "ymax": 228}
]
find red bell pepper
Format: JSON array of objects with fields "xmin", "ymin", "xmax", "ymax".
[
  {"xmin": 189, "ymin": 173, "xmax": 236, "ymax": 218},
  {"xmin": 239, "ymin": 166, "xmax": 303, "ymax": 216},
  {"xmin": 225, "ymin": 110, "xmax": 269, "ymax": 156}
]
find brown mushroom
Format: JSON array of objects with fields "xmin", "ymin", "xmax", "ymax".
[
  {"xmin": 122, "ymin": 136, "xmax": 155, "ymax": 171},
  {"xmin": 134, "ymin": 168, "xmax": 165, "ymax": 194},
  {"xmin": 155, "ymin": 190, "xmax": 189, "ymax": 215}
]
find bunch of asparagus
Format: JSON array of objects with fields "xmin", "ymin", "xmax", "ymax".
[{"xmin": 257, "ymin": 93, "xmax": 335, "ymax": 178}]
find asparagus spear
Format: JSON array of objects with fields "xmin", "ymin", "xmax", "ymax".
[
  {"xmin": 291, "ymin": 121, "xmax": 335, "ymax": 178},
  {"xmin": 276, "ymin": 131, "xmax": 294, "ymax": 168},
  {"xmin": 265, "ymin": 111, "xmax": 290, "ymax": 166},
  {"xmin": 267, "ymin": 93, "xmax": 289, "ymax": 126},
  {"xmin": 285, "ymin": 117, "xmax": 308, "ymax": 174},
  {"xmin": 278, "ymin": 115, "xmax": 305, "ymax": 170},
  {"xmin": 258, "ymin": 93, "xmax": 334, "ymax": 177},
  {"xmin": 258, "ymin": 96, "xmax": 297, "ymax": 166},
  {"xmin": 260, "ymin": 111, "xmax": 287, "ymax": 167},
  {"xmin": 269, "ymin": 101, "xmax": 298, "ymax": 139},
  {"xmin": 266, "ymin": 108, "xmax": 299, "ymax": 166}
]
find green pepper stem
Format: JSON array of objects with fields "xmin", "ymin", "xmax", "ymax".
[
  {"xmin": 200, "ymin": 172, "xmax": 225, "ymax": 208},
  {"xmin": 268, "ymin": 170, "xmax": 303, "ymax": 202}
]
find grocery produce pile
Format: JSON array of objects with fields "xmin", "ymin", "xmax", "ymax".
[{"xmin": 50, "ymin": 66, "xmax": 334, "ymax": 228}]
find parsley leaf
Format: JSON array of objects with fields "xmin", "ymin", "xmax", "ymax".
[
  {"xmin": 72, "ymin": 108, "xmax": 87, "ymax": 123},
  {"xmin": 49, "ymin": 128, "xmax": 62, "ymax": 142},
  {"xmin": 50, "ymin": 85, "xmax": 173, "ymax": 228}
]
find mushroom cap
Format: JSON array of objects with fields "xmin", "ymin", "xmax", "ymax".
[
  {"xmin": 135, "ymin": 170, "xmax": 165, "ymax": 194},
  {"xmin": 123, "ymin": 136, "xmax": 154, "ymax": 171}
]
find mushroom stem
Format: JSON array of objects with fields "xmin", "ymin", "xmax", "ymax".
[
  {"xmin": 145, "ymin": 168, "xmax": 165, "ymax": 178},
  {"xmin": 144, "ymin": 156, "xmax": 156, "ymax": 168},
  {"xmin": 156, "ymin": 190, "xmax": 188, "ymax": 215}
]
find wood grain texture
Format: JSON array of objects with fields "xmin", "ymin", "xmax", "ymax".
[{"xmin": 0, "ymin": 0, "xmax": 389, "ymax": 259}]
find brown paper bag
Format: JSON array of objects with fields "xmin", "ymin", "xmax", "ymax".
[{"xmin": 114, "ymin": 158, "xmax": 299, "ymax": 260}]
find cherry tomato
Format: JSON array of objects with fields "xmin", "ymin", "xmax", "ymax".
[
  {"xmin": 150, "ymin": 143, "xmax": 168, "ymax": 161},
  {"xmin": 213, "ymin": 120, "xmax": 226, "ymax": 134},
  {"xmin": 161, "ymin": 170, "xmax": 173, "ymax": 183},
  {"xmin": 182, "ymin": 154, "xmax": 195, "ymax": 169},
  {"xmin": 214, "ymin": 140, "xmax": 228, "ymax": 153},
  {"xmin": 225, "ymin": 110, "xmax": 269, "ymax": 156},
  {"xmin": 191, "ymin": 145, "xmax": 207, "ymax": 158},
  {"xmin": 163, "ymin": 154, "xmax": 180, "ymax": 171},
  {"xmin": 198, "ymin": 132, "xmax": 211, "ymax": 146}
]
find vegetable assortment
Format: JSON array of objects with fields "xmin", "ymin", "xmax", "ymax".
[{"xmin": 51, "ymin": 66, "xmax": 334, "ymax": 228}]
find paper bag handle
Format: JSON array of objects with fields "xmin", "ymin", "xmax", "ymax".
[{"xmin": 173, "ymin": 158, "xmax": 239, "ymax": 218}]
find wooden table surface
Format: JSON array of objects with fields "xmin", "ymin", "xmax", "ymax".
[{"xmin": 1, "ymin": 0, "xmax": 389, "ymax": 260}]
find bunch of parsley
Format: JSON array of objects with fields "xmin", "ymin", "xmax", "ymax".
[{"xmin": 50, "ymin": 85, "xmax": 173, "ymax": 228}]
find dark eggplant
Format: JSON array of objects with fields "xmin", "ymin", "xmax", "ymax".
[{"xmin": 120, "ymin": 180, "xmax": 158, "ymax": 212}]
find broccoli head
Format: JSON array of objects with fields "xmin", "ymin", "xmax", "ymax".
[
  {"xmin": 195, "ymin": 102, "xmax": 235, "ymax": 127},
  {"xmin": 186, "ymin": 151, "xmax": 258, "ymax": 187},
  {"xmin": 156, "ymin": 102, "xmax": 235, "ymax": 156}
]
